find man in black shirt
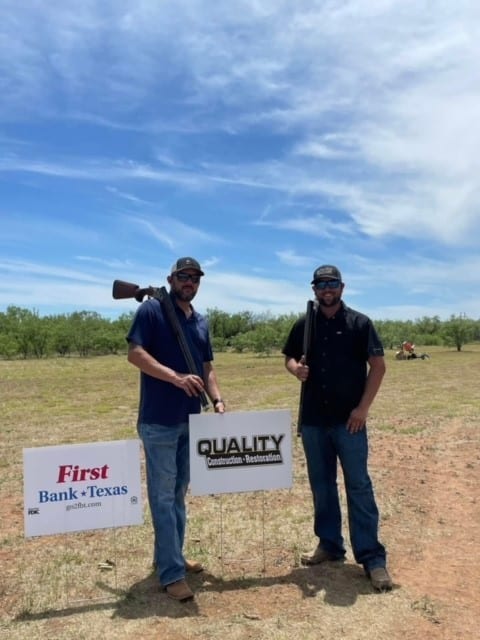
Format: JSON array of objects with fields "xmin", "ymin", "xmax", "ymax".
[{"xmin": 283, "ymin": 265, "xmax": 392, "ymax": 591}]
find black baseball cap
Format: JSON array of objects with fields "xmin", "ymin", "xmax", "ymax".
[
  {"xmin": 311, "ymin": 264, "xmax": 342, "ymax": 283},
  {"xmin": 170, "ymin": 257, "xmax": 204, "ymax": 275}
]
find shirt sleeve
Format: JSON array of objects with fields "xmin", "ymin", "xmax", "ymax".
[
  {"xmin": 282, "ymin": 317, "xmax": 305, "ymax": 360},
  {"xmin": 126, "ymin": 302, "xmax": 154, "ymax": 350},
  {"xmin": 366, "ymin": 320, "xmax": 384, "ymax": 357}
]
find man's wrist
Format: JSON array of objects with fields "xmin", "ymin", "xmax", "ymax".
[{"xmin": 213, "ymin": 398, "xmax": 225, "ymax": 407}]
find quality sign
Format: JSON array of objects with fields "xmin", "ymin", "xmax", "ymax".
[
  {"xmin": 189, "ymin": 409, "xmax": 292, "ymax": 495},
  {"xmin": 24, "ymin": 439, "xmax": 143, "ymax": 537}
]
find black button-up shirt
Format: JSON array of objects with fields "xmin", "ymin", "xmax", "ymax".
[{"xmin": 282, "ymin": 302, "xmax": 384, "ymax": 426}]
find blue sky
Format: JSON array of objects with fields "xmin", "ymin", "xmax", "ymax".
[{"xmin": 1, "ymin": 1, "xmax": 479, "ymax": 321}]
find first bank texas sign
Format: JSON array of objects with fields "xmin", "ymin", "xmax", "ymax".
[
  {"xmin": 189, "ymin": 409, "xmax": 292, "ymax": 495},
  {"xmin": 24, "ymin": 440, "xmax": 143, "ymax": 538}
]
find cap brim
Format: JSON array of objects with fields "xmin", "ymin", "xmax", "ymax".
[
  {"xmin": 173, "ymin": 269, "xmax": 204, "ymax": 276},
  {"xmin": 311, "ymin": 277, "xmax": 338, "ymax": 284}
]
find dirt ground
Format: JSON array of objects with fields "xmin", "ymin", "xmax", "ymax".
[
  {"xmin": 151, "ymin": 414, "xmax": 480, "ymax": 640},
  {"xmin": 1, "ymin": 415, "xmax": 479, "ymax": 639},
  {"xmin": 175, "ymin": 415, "xmax": 479, "ymax": 640},
  {"xmin": 371, "ymin": 415, "xmax": 480, "ymax": 639},
  {"xmin": 372, "ymin": 416, "xmax": 478, "ymax": 639}
]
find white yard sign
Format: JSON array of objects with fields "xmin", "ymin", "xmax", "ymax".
[
  {"xmin": 189, "ymin": 409, "xmax": 292, "ymax": 496},
  {"xmin": 24, "ymin": 439, "xmax": 143, "ymax": 538}
]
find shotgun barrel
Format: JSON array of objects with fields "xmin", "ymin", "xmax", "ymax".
[
  {"xmin": 297, "ymin": 299, "xmax": 315, "ymax": 435},
  {"xmin": 154, "ymin": 286, "xmax": 210, "ymax": 410},
  {"xmin": 112, "ymin": 280, "xmax": 210, "ymax": 409}
]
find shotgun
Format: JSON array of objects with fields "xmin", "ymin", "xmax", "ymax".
[
  {"xmin": 297, "ymin": 299, "xmax": 315, "ymax": 435},
  {"xmin": 112, "ymin": 279, "xmax": 210, "ymax": 410}
]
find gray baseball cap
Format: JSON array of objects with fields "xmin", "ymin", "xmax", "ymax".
[
  {"xmin": 311, "ymin": 264, "xmax": 342, "ymax": 283},
  {"xmin": 170, "ymin": 257, "xmax": 204, "ymax": 275}
]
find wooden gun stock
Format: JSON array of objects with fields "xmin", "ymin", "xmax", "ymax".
[{"xmin": 112, "ymin": 280, "xmax": 153, "ymax": 303}]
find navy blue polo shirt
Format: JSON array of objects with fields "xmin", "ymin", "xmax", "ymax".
[
  {"xmin": 126, "ymin": 294, "xmax": 213, "ymax": 426},
  {"xmin": 282, "ymin": 302, "xmax": 384, "ymax": 425}
]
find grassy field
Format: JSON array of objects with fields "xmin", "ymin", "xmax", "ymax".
[{"xmin": 1, "ymin": 346, "xmax": 479, "ymax": 640}]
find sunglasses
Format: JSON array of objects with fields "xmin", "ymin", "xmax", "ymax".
[
  {"xmin": 314, "ymin": 279, "xmax": 341, "ymax": 290},
  {"xmin": 175, "ymin": 272, "xmax": 201, "ymax": 284}
]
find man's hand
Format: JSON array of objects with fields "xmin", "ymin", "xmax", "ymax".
[
  {"xmin": 346, "ymin": 406, "xmax": 368, "ymax": 433},
  {"xmin": 175, "ymin": 373, "xmax": 205, "ymax": 397},
  {"xmin": 295, "ymin": 355, "xmax": 309, "ymax": 382},
  {"xmin": 214, "ymin": 400, "xmax": 225, "ymax": 414}
]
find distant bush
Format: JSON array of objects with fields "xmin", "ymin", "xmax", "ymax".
[{"xmin": 0, "ymin": 306, "xmax": 478, "ymax": 359}]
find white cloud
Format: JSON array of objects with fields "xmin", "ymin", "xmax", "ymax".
[
  {"xmin": 1, "ymin": 247, "xmax": 480, "ymax": 320},
  {"xmin": 125, "ymin": 214, "xmax": 222, "ymax": 249},
  {"xmin": 2, "ymin": 1, "xmax": 480, "ymax": 247},
  {"xmin": 106, "ymin": 186, "xmax": 151, "ymax": 204},
  {"xmin": 0, "ymin": 259, "xmax": 104, "ymax": 284},
  {"xmin": 293, "ymin": 139, "xmax": 349, "ymax": 160},
  {"xmin": 276, "ymin": 250, "xmax": 312, "ymax": 268}
]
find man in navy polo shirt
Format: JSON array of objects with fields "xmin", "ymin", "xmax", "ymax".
[
  {"xmin": 282, "ymin": 265, "xmax": 392, "ymax": 591},
  {"xmin": 127, "ymin": 257, "xmax": 225, "ymax": 601}
]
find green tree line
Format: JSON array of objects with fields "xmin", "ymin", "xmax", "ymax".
[{"xmin": 0, "ymin": 305, "xmax": 478, "ymax": 360}]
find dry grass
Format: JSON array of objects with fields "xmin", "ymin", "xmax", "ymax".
[{"xmin": 1, "ymin": 346, "xmax": 479, "ymax": 640}]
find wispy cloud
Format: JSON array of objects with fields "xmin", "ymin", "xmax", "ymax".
[
  {"xmin": 75, "ymin": 255, "xmax": 135, "ymax": 270},
  {"xmin": 276, "ymin": 250, "xmax": 314, "ymax": 269},
  {"xmin": 293, "ymin": 139, "xmax": 350, "ymax": 160},
  {"xmin": 125, "ymin": 214, "xmax": 222, "ymax": 250},
  {"xmin": 1, "ymin": 2, "xmax": 479, "ymax": 319},
  {"xmin": 0, "ymin": 259, "xmax": 105, "ymax": 284},
  {"xmin": 106, "ymin": 186, "xmax": 151, "ymax": 205}
]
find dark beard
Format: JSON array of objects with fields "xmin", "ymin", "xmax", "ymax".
[
  {"xmin": 171, "ymin": 284, "xmax": 196, "ymax": 303},
  {"xmin": 318, "ymin": 294, "xmax": 340, "ymax": 307}
]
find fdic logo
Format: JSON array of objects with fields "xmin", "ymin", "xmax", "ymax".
[{"xmin": 197, "ymin": 434, "xmax": 285, "ymax": 469}]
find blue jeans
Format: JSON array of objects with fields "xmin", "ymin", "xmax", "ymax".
[
  {"xmin": 137, "ymin": 422, "xmax": 190, "ymax": 586},
  {"xmin": 301, "ymin": 422, "xmax": 386, "ymax": 571}
]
